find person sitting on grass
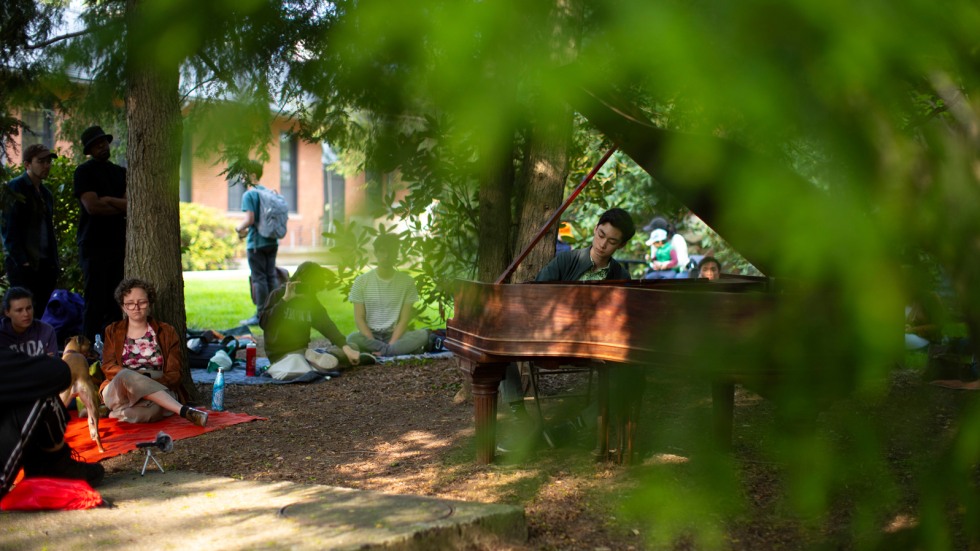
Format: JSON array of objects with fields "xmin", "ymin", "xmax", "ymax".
[
  {"xmin": 347, "ymin": 234, "xmax": 431, "ymax": 357},
  {"xmin": 1, "ymin": 348, "xmax": 104, "ymax": 497},
  {"xmin": 260, "ymin": 261, "xmax": 370, "ymax": 366},
  {"xmin": 0, "ymin": 287, "xmax": 58, "ymax": 357},
  {"xmin": 101, "ymin": 278, "xmax": 207, "ymax": 427}
]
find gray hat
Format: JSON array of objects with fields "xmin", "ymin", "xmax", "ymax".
[{"xmin": 80, "ymin": 125, "xmax": 113, "ymax": 154}]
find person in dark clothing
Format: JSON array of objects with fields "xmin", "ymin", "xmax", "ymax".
[
  {"xmin": 1, "ymin": 144, "xmax": 60, "ymax": 317},
  {"xmin": 260, "ymin": 262, "xmax": 369, "ymax": 366},
  {"xmin": 0, "ymin": 348, "xmax": 105, "ymax": 498},
  {"xmin": 73, "ymin": 126, "xmax": 127, "ymax": 342},
  {"xmin": 498, "ymin": 208, "xmax": 638, "ymax": 451}
]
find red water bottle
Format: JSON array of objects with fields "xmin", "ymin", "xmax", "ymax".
[{"xmin": 245, "ymin": 342, "xmax": 257, "ymax": 376}]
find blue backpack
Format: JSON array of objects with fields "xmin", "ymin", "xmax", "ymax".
[{"xmin": 42, "ymin": 289, "xmax": 85, "ymax": 346}]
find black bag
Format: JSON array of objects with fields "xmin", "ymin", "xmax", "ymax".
[{"xmin": 187, "ymin": 334, "xmax": 239, "ymax": 370}]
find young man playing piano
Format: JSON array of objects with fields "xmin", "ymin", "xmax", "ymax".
[{"xmin": 498, "ymin": 207, "xmax": 636, "ymax": 451}]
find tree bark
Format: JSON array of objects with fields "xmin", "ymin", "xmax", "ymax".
[
  {"xmin": 125, "ymin": 0, "xmax": 198, "ymax": 402},
  {"xmin": 509, "ymin": 0, "xmax": 581, "ymax": 283},
  {"xmin": 476, "ymin": 140, "xmax": 515, "ymax": 283}
]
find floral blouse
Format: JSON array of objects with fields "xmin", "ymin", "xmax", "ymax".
[{"xmin": 122, "ymin": 325, "xmax": 164, "ymax": 371}]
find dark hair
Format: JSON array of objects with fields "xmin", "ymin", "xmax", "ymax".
[
  {"xmin": 114, "ymin": 278, "xmax": 157, "ymax": 306},
  {"xmin": 698, "ymin": 256, "xmax": 722, "ymax": 275},
  {"xmin": 244, "ymin": 159, "xmax": 263, "ymax": 183},
  {"xmin": 291, "ymin": 261, "xmax": 329, "ymax": 292},
  {"xmin": 2, "ymin": 287, "xmax": 33, "ymax": 312},
  {"xmin": 643, "ymin": 216, "xmax": 676, "ymax": 237},
  {"xmin": 597, "ymin": 208, "xmax": 636, "ymax": 243},
  {"xmin": 373, "ymin": 233, "xmax": 402, "ymax": 253}
]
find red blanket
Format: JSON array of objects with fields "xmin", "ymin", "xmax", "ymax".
[{"xmin": 66, "ymin": 409, "xmax": 265, "ymax": 463}]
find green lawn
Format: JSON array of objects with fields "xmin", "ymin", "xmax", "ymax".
[{"xmin": 183, "ymin": 274, "xmax": 355, "ymax": 333}]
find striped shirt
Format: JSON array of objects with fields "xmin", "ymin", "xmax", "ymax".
[{"xmin": 348, "ymin": 269, "xmax": 419, "ymax": 333}]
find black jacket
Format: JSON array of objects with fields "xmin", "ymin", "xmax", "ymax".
[{"xmin": 535, "ymin": 247, "xmax": 631, "ymax": 282}]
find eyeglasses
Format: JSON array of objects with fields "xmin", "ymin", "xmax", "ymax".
[{"xmin": 122, "ymin": 300, "xmax": 150, "ymax": 310}]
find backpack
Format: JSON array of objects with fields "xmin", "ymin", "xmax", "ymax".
[{"xmin": 253, "ymin": 187, "xmax": 288, "ymax": 239}]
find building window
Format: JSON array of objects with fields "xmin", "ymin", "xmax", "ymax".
[
  {"xmin": 280, "ymin": 132, "xmax": 298, "ymax": 212},
  {"xmin": 228, "ymin": 177, "xmax": 245, "ymax": 211},
  {"xmin": 21, "ymin": 109, "xmax": 55, "ymax": 149},
  {"xmin": 179, "ymin": 128, "xmax": 192, "ymax": 202}
]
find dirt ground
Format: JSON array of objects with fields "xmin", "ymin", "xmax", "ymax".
[{"xmin": 97, "ymin": 340, "xmax": 975, "ymax": 551}]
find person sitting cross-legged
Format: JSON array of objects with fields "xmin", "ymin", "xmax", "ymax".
[
  {"xmin": 260, "ymin": 262, "xmax": 369, "ymax": 366},
  {"xmin": 346, "ymin": 234, "xmax": 431, "ymax": 357},
  {"xmin": 100, "ymin": 278, "xmax": 207, "ymax": 427}
]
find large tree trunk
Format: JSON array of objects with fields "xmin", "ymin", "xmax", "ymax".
[
  {"xmin": 476, "ymin": 141, "xmax": 515, "ymax": 283},
  {"xmin": 510, "ymin": 117, "xmax": 572, "ymax": 283},
  {"xmin": 509, "ymin": 0, "xmax": 581, "ymax": 283},
  {"xmin": 125, "ymin": 0, "xmax": 197, "ymax": 402}
]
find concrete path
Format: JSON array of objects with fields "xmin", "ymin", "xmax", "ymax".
[{"xmin": 0, "ymin": 471, "xmax": 526, "ymax": 550}]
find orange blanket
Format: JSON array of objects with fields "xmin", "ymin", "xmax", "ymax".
[{"xmin": 65, "ymin": 409, "xmax": 265, "ymax": 463}]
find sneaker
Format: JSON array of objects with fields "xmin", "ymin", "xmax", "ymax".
[
  {"xmin": 240, "ymin": 316, "xmax": 261, "ymax": 326},
  {"xmin": 305, "ymin": 349, "xmax": 339, "ymax": 372},
  {"xmin": 182, "ymin": 407, "xmax": 209, "ymax": 427},
  {"xmin": 426, "ymin": 329, "xmax": 448, "ymax": 352},
  {"xmin": 24, "ymin": 445, "xmax": 105, "ymax": 488}
]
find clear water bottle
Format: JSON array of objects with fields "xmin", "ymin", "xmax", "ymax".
[
  {"xmin": 211, "ymin": 367, "xmax": 225, "ymax": 412},
  {"xmin": 93, "ymin": 334, "xmax": 104, "ymax": 357}
]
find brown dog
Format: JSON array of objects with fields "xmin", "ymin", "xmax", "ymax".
[{"xmin": 60, "ymin": 336, "xmax": 106, "ymax": 453}]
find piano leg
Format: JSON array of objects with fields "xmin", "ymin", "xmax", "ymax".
[
  {"xmin": 711, "ymin": 380, "xmax": 735, "ymax": 450},
  {"xmin": 458, "ymin": 360, "xmax": 508, "ymax": 464},
  {"xmin": 596, "ymin": 368, "xmax": 610, "ymax": 460}
]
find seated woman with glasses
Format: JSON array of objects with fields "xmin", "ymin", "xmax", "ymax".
[{"xmin": 99, "ymin": 278, "xmax": 208, "ymax": 426}]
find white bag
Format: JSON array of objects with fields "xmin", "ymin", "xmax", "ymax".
[{"xmin": 266, "ymin": 353, "xmax": 313, "ymax": 381}]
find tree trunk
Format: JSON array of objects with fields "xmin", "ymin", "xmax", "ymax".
[
  {"xmin": 476, "ymin": 140, "xmax": 515, "ymax": 283},
  {"xmin": 511, "ymin": 118, "xmax": 572, "ymax": 283},
  {"xmin": 510, "ymin": 0, "xmax": 582, "ymax": 283},
  {"xmin": 125, "ymin": 0, "xmax": 198, "ymax": 402}
]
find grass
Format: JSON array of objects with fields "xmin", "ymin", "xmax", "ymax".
[{"xmin": 183, "ymin": 274, "xmax": 355, "ymax": 333}]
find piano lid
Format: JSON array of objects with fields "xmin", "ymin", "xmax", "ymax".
[{"xmin": 566, "ymin": 86, "xmax": 822, "ymax": 277}]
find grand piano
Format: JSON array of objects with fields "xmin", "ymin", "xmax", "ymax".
[{"xmin": 443, "ymin": 87, "xmax": 817, "ymax": 464}]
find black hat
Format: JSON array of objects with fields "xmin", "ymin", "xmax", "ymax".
[
  {"xmin": 642, "ymin": 216, "xmax": 669, "ymax": 233},
  {"xmin": 80, "ymin": 126, "xmax": 113, "ymax": 154}
]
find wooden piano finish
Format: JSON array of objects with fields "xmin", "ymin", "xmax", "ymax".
[{"xmin": 445, "ymin": 276, "xmax": 773, "ymax": 464}]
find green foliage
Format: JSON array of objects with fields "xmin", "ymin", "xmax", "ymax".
[
  {"xmin": 47, "ymin": 156, "xmax": 83, "ymax": 292},
  {"xmin": 179, "ymin": 202, "xmax": 239, "ymax": 271}
]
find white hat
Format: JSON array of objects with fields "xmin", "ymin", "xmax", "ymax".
[{"xmin": 646, "ymin": 228, "xmax": 668, "ymax": 245}]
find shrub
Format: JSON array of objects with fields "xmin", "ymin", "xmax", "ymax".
[{"xmin": 180, "ymin": 202, "xmax": 239, "ymax": 271}]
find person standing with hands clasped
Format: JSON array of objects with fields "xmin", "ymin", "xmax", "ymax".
[
  {"xmin": 235, "ymin": 162, "xmax": 279, "ymax": 326},
  {"xmin": 2, "ymin": 144, "xmax": 61, "ymax": 317},
  {"xmin": 74, "ymin": 126, "xmax": 127, "ymax": 342}
]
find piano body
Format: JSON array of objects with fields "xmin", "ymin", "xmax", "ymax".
[
  {"xmin": 446, "ymin": 276, "xmax": 775, "ymax": 464},
  {"xmin": 443, "ymin": 86, "xmax": 819, "ymax": 464}
]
